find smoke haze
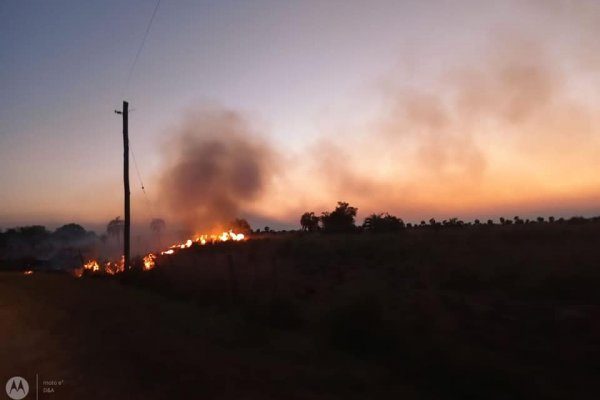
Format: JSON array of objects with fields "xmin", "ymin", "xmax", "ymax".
[
  {"xmin": 158, "ymin": 108, "xmax": 275, "ymax": 231},
  {"xmin": 250, "ymin": 34, "xmax": 600, "ymax": 223},
  {"xmin": 156, "ymin": 6, "xmax": 600, "ymax": 228}
]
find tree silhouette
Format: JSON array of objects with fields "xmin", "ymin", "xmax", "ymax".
[
  {"xmin": 17, "ymin": 225, "xmax": 49, "ymax": 250},
  {"xmin": 150, "ymin": 218, "xmax": 166, "ymax": 247},
  {"xmin": 300, "ymin": 212, "xmax": 320, "ymax": 232},
  {"xmin": 150, "ymin": 218, "xmax": 166, "ymax": 235},
  {"xmin": 54, "ymin": 223, "xmax": 87, "ymax": 242},
  {"xmin": 446, "ymin": 217, "xmax": 464, "ymax": 227},
  {"xmin": 363, "ymin": 213, "xmax": 404, "ymax": 233},
  {"xmin": 231, "ymin": 218, "xmax": 252, "ymax": 235},
  {"xmin": 107, "ymin": 217, "xmax": 124, "ymax": 245},
  {"xmin": 320, "ymin": 202, "xmax": 357, "ymax": 233}
]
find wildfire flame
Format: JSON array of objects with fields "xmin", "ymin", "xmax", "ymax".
[
  {"xmin": 84, "ymin": 260, "xmax": 100, "ymax": 272},
  {"xmin": 82, "ymin": 256, "xmax": 125, "ymax": 275},
  {"xmin": 81, "ymin": 230, "xmax": 246, "ymax": 275},
  {"xmin": 143, "ymin": 253, "xmax": 157, "ymax": 271},
  {"xmin": 105, "ymin": 256, "xmax": 125, "ymax": 275}
]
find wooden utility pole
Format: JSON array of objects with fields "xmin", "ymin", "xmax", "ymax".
[{"xmin": 116, "ymin": 101, "xmax": 130, "ymax": 272}]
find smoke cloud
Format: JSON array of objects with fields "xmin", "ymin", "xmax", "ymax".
[
  {"xmin": 252, "ymin": 33, "xmax": 600, "ymax": 223},
  {"xmin": 158, "ymin": 7, "xmax": 600, "ymax": 227},
  {"xmin": 158, "ymin": 108, "xmax": 275, "ymax": 231}
]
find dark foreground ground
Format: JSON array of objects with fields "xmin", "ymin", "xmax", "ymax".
[{"xmin": 1, "ymin": 223, "xmax": 600, "ymax": 399}]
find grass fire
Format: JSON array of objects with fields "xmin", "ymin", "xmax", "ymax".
[
  {"xmin": 81, "ymin": 229, "xmax": 246, "ymax": 275},
  {"xmin": 3, "ymin": 1, "xmax": 600, "ymax": 399}
]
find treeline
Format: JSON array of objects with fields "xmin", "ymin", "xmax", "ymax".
[
  {"xmin": 0, "ymin": 224, "xmax": 97, "ymax": 268},
  {"xmin": 0, "ymin": 216, "xmax": 255, "ymax": 267},
  {"xmin": 298, "ymin": 201, "xmax": 600, "ymax": 234}
]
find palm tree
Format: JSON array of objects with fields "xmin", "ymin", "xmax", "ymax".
[
  {"xmin": 320, "ymin": 202, "xmax": 358, "ymax": 233},
  {"xmin": 300, "ymin": 212, "xmax": 320, "ymax": 232},
  {"xmin": 363, "ymin": 213, "xmax": 404, "ymax": 233},
  {"xmin": 107, "ymin": 217, "xmax": 124, "ymax": 245},
  {"xmin": 150, "ymin": 218, "xmax": 166, "ymax": 246},
  {"xmin": 231, "ymin": 218, "xmax": 252, "ymax": 235}
]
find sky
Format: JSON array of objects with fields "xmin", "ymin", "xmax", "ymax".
[{"xmin": 1, "ymin": 0, "xmax": 600, "ymax": 233}]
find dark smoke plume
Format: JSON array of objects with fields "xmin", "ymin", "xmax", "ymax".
[{"xmin": 158, "ymin": 108, "xmax": 274, "ymax": 231}]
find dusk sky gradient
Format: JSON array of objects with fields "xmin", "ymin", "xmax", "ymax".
[{"xmin": 1, "ymin": 0, "xmax": 600, "ymax": 232}]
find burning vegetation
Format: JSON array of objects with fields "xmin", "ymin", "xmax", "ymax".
[{"xmin": 81, "ymin": 229, "xmax": 246, "ymax": 276}]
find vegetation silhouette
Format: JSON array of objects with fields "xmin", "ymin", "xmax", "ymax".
[
  {"xmin": 231, "ymin": 218, "xmax": 252, "ymax": 235},
  {"xmin": 150, "ymin": 218, "xmax": 166, "ymax": 247},
  {"xmin": 54, "ymin": 223, "xmax": 87, "ymax": 242},
  {"xmin": 107, "ymin": 216, "xmax": 124, "ymax": 245},
  {"xmin": 150, "ymin": 218, "xmax": 166, "ymax": 235},
  {"xmin": 300, "ymin": 212, "xmax": 319, "ymax": 232},
  {"xmin": 362, "ymin": 213, "xmax": 405, "ymax": 233}
]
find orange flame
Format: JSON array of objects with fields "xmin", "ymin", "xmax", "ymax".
[
  {"xmin": 80, "ymin": 230, "xmax": 246, "ymax": 275},
  {"xmin": 143, "ymin": 253, "xmax": 157, "ymax": 271},
  {"xmin": 105, "ymin": 256, "xmax": 125, "ymax": 275},
  {"xmin": 84, "ymin": 260, "xmax": 100, "ymax": 272}
]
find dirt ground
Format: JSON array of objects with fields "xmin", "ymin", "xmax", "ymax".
[{"xmin": 0, "ymin": 272, "xmax": 409, "ymax": 400}]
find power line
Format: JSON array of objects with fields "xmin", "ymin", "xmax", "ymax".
[
  {"xmin": 129, "ymin": 140, "xmax": 146, "ymax": 193},
  {"xmin": 125, "ymin": 0, "xmax": 161, "ymax": 89},
  {"xmin": 122, "ymin": 0, "xmax": 161, "ymax": 207},
  {"xmin": 129, "ymin": 139, "xmax": 154, "ymax": 212},
  {"xmin": 118, "ymin": 0, "xmax": 161, "ymax": 219}
]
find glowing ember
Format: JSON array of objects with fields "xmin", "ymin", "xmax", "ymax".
[
  {"xmin": 23, "ymin": 270, "xmax": 33, "ymax": 275},
  {"xmin": 72, "ymin": 268, "xmax": 84, "ymax": 278}
]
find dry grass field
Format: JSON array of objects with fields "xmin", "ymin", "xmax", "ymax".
[{"xmin": 2, "ymin": 221, "xmax": 600, "ymax": 399}]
